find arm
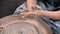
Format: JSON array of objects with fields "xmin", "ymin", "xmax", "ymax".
[
  {"xmin": 27, "ymin": 0, "xmax": 37, "ymax": 11},
  {"xmin": 40, "ymin": 10, "xmax": 60, "ymax": 19},
  {"xmin": 35, "ymin": 5, "xmax": 60, "ymax": 19},
  {"xmin": 22, "ymin": 5, "xmax": 60, "ymax": 20}
]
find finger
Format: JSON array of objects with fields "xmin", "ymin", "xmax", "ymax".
[
  {"xmin": 31, "ymin": 5, "xmax": 36, "ymax": 11},
  {"xmin": 20, "ymin": 12, "xmax": 27, "ymax": 15},
  {"xmin": 20, "ymin": 8, "xmax": 29, "ymax": 13},
  {"xmin": 23, "ymin": 13, "xmax": 37, "ymax": 19},
  {"xmin": 28, "ymin": 8, "xmax": 33, "ymax": 12},
  {"xmin": 27, "ymin": 5, "xmax": 35, "ymax": 12},
  {"xmin": 21, "ymin": 12, "xmax": 31, "ymax": 18},
  {"xmin": 36, "ymin": 5, "xmax": 42, "ymax": 10}
]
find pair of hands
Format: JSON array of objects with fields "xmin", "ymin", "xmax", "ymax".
[{"xmin": 20, "ymin": 5, "xmax": 43, "ymax": 18}]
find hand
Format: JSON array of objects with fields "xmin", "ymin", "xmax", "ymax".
[
  {"xmin": 20, "ymin": 8, "xmax": 28, "ymax": 16},
  {"xmin": 20, "ymin": 5, "xmax": 42, "ymax": 18},
  {"xmin": 21, "ymin": 10, "xmax": 41, "ymax": 18},
  {"xmin": 20, "ymin": 10, "xmax": 40, "ymax": 19}
]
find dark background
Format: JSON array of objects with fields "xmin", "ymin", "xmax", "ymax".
[{"xmin": 0, "ymin": 0, "xmax": 26, "ymax": 18}]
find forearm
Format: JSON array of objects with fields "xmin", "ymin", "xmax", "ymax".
[{"xmin": 40, "ymin": 10, "xmax": 60, "ymax": 19}]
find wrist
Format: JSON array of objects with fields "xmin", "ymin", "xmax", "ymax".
[{"xmin": 38, "ymin": 10, "xmax": 44, "ymax": 16}]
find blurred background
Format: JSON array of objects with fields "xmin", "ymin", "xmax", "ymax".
[{"xmin": 0, "ymin": 0, "xmax": 26, "ymax": 18}]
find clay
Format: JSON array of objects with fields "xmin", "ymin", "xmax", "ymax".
[{"xmin": 0, "ymin": 15, "xmax": 52, "ymax": 34}]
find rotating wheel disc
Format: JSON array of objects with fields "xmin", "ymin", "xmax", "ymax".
[
  {"xmin": 0, "ymin": 15, "xmax": 52, "ymax": 34},
  {"xmin": 1, "ymin": 22, "xmax": 41, "ymax": 34}
]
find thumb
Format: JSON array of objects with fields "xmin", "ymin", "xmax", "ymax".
[{"xmin": 36, "ymin": 5, "xmax": 42, "ymax": 10}]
